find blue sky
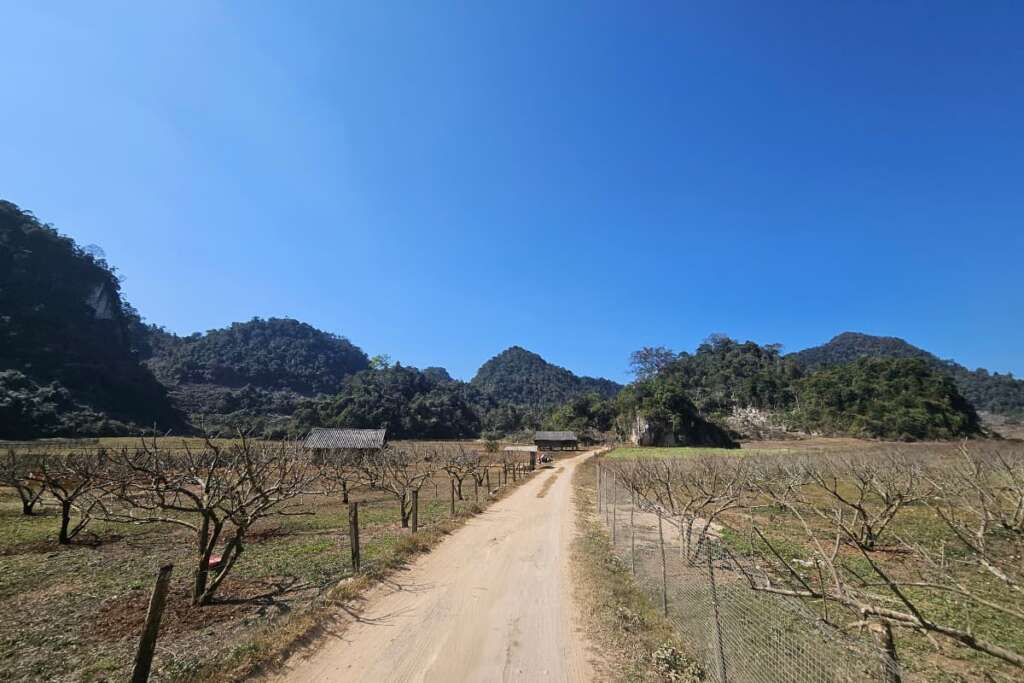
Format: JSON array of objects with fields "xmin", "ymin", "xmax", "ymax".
[{"xmin": 2, "ymin": 2, "xmax": 1022, "ymax": 382}]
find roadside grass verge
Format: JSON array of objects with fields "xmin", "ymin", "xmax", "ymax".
[{"xmin": 572, "ymin": 456, "xmax": 704, "ymax": 682}]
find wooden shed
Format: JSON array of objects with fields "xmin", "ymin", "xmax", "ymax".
[
  {"xmin": 303, "ymin": 428, "xmax": 387, "ymax": 462},
  {"xmin": 533, "ymin": 430, "xmax": 578, "ymax": 451}
]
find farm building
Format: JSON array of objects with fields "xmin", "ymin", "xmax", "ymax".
[
  {"xmin": 533, "ymin": 430, "xmax": 578, "ymax": 451},
  {"xmin": 303, "ymin": 428, "xmax": 387, "ymax": 459},
  {"xmin": 504, "ymin": 444, "xmax": 540, "ymax": 469}
]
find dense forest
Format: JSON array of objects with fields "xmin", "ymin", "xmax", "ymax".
[
  {"xmin": 627, "ymin": 335, "xmax": 987, "ymax": 441},
  {"xmin": 789, "ymin": 357, "xmax": 983, "ymax": 440},
  {"xmin": 789, "ymin": 332, "xmax": 1024, "ymax": 417},
  {"xmin": 471, "ymin": 346, "xmax": 620, "ymax": 406},
  {"xmin": 0, "ymin": 201, "xmax": 183, "ymax": 438},
  {"xmin": 0, "ymin": 201, "xmax": 1015, "ymax": 443}
]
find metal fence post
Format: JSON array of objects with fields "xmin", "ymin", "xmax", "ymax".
[
  {"xmin": 349, "ymin": 502, "xmax": 361, "ymax": 573},
  {"xmin": 411, "ymin": 489, "xmax": 419, "ymax": 533},
  {"xmin": 611, "ymin": 472, "xmax": 618, "ymax": 547},
  {"xmin": 707, "ymin": 548, "xmax": 728, "ymax": 682},
  {"xmin": 658, "ymin": 511, "xmax": 668, "ymax": 617},
  {"xmin": 630, "ymin": 490, "xmax": 636, "ymax": 576},
  {"xmin": 131, "ymin": 563, "xmax": 173, "ymax": 683}
]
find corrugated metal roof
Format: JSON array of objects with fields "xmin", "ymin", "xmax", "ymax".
[
  {"xmin": 533, "ymin": 431, "xmax": 577, "ymax": 442},
  {"xmin": 304, "ymin": 428, "xmax": 387, "ymax": 450}
]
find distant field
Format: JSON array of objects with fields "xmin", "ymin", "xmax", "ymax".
[{"xmin": 605, "ymin": 436, "xmax": 988, "ymax": 460}]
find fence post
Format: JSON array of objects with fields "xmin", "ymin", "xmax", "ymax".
[
  {"xmin": 611, "ymin": 472, "xmax": 617, "ymax": 547},
  {"xmin": 349, "ymin": 502, "xmax": 361, "ymax": 573},
  {"xmin": 411, "ymin": 489, "xmax": 419, "ymax": 533},
  {"xmin": 658, "ymin": 511, "xmax": 668, "ymax": 617},
  {"xmin": 630, "ymin": 490, "xmax": 636, "ymax": 576},
  {"xmin": 707, "ymin": 548, "xmax": 728, "ymax": 683},
  {"xmin": 131, "ymin": 563, "xmax": 173, "ymax": 683},
  {"xmin": 474, "ymin": 474, "xmax": 479, "ymax": 502},
  {"xmin": 529, "ymin": 452, "xmax": 536, "ymax": 471},
  {"xmin": 596, "ymin": 462, "xmax": 602, "ymax": 513},
  {"xmin": 873, "ymin": 622, "xmax": 901, "ymax": 683},
  {"xmin": 486, "ymin": 467, "xmax": 491, "ymax": 492},
  {"xmin": 450, "ymin": 478, "xmax": 456, "ymax": 516}
]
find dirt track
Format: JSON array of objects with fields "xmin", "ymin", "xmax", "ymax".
[{"xmin": 274, "ymin": 451, "xmax": 598, "ymax": 682}]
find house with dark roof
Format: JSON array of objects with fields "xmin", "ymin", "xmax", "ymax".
[{"xmin": 533, "ymin": 430, "xmax": 578, "ymax": 451}]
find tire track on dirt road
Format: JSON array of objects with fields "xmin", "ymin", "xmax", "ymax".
[{"xmin": 271, "ymin": 451, "xmax": 600, "ymax": 682}]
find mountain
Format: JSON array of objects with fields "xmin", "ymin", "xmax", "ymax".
[
  {"xmin": 141, "ymin": 318, "xmax": 370, "ymax": 433},
  {"xmin": 470, "ymin": 346, "xmax": 622, "ymax": 408},
  {"xmin": 789, "ymin": 332, "xmax": 1024, "ymax": 416},
  {"xmin": 0, "ymin": 201, "xmax": 183, "ymax": 438},
  {"xmin": 790, "ymin": 357, "xmax": 983, "ymax": 440}
]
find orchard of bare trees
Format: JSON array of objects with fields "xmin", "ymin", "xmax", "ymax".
[
  {"xmin": 604, "ymin": 444, "xmax": 1024, "ymax": 679},
  {"xmin": 0, "ymin": 439, "xmax": 514, "ymax": 606}
]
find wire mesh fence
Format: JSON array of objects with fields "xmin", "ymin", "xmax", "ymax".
[{"xmin": 596, "ymin": 463, "xmax": 901, "ymax": 683}]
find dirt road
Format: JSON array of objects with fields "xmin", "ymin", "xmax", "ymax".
[{"xmin": 275, "ymin": 451, "xmax": 598, "ymax": 682}]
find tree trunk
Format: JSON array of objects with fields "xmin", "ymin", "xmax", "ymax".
[
  {"xmin": 400, "ymin": 493, "xmax": 410, "ymax": 528},
  {"xmin": 341, "ymin": 479, "xmax": 349, "ymax": 504},
  {"xmin": 193, "ymin": 517, "xmax": 219, "ymax": 605},
  {"xmin": 58, "ymin": 501, "xmax": 72, "ymax": 544},
  {"xmin": 21, "ymin": 495, "xmax": 37, "ymax": 516}
]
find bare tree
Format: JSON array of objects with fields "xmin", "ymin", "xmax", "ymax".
[
  {"xmin": 741, "ymin": 449, "xmax": 1024, "ymax": 672},
  {"xmin": 32, "ymin": 451, "xmax": 107, "ymax": 544},
  {"xmin": 355, "ymin": 445, "xmax": 435, "ymax": 527},
  {"xmin": 0, "ymin": 449, "xmax": 44, "ymax": 515},
  {"xmin": 106, "ymin": 436, "xmax": 318, "ymax": 605},
  {"xmin": 441, "ymin": 446, "xmax": 479, "ymax": 501}
]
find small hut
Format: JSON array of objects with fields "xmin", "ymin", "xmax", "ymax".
[
  {"xmin": 533, "ymin": 430, "xmax": 578, "ymax": 451},
  {"xmin": 303, "ymin": 428, "xmax": 387, "ymax": 462}
]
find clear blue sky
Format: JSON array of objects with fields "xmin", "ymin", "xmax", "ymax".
[{"xmin": 3, "ymin": 2, "xmax": 1022, "ymax": 382}]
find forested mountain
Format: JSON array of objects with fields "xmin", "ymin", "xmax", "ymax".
[
  {"xmin": 625, "ymin": 335, "xmax": 983, "ymax": 442},
  {"xmin": 789, "ymin": 332, "xmax": 1024, "ymax": 416},
  {"xmin": 790, "ymin": 357, "xmax": 983, "ymax": 440},
  {"xmin": 0, "ymin": 201, "xmax": 182, "ymax": 438},
  {"xmin": 471, "ymin": 346, "xmax": 621, "ymax": 408},
  {"xmin": 145, "ymin": 318, "xmax": 369, "ymax": 394},
  {"xmin": 662, "ymin": 335, "xmax": 802, "ymax": 416},
  {"xmin": 292, "ymin": 364, "xmax": 481, "ymax": 439}
]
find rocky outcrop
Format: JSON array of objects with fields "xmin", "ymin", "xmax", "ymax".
[{"xmin": 626, "ymin": 411, "xmax": 738, "ymax": 449}]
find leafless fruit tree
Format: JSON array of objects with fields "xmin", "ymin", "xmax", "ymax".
[
  {"xmin": 31, "ymin": 450, "xmax": 107, "ymax": 544},
  {"xmin": 355, "ymin": 445, "xmax": 436, "ymax": 527},
  {"xmin": 105, "ymin": 436, "xmax": 319, "ymax": 605},
  {"xmin": 0, "ymin": 449, "xmax": 44, "ymax": 515}
]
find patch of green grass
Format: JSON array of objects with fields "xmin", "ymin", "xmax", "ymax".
[{"xmin": 606, "ymin": 446, "xmax": 748, "ymax": 460}]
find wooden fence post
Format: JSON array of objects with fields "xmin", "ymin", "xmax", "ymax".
[
  {"xmin": 450, "ymin": 478, "xmax": 456, "ymax": 517},
  {"xmin": 596, "ymin": 462, "xmax": 602, "ymax": 513},
  {"xmin": 411, "ymin": 489, "xmax": 419, "ymax": 533},
  {"xmin": 486, "ymin": 467, "xmax": 491, "ymax": 492},
  {"xmin": 131, "ymin": 563, "xmax": 174, "ymax": 683},
  {"xmin": 529, "ymin": 452, "xmax": 536, "ymax": 471},
  {"xmin": 473, "ymin": 474, "xmax": 479, "ymax": 502},
  {"xmin": 349, "ymin": 502, "xmax": 361, "ymax": 573},
  {"xmin": 658, "ymin": 511, "xmax": 668, "ymax": 617}
]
